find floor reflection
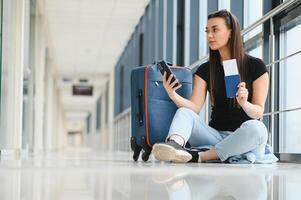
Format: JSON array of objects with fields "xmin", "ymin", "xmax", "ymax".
[
  {"xmin": 131, "ymin": 173, "xmax": 269, "ymax": 200},
  {"xmin": 0, "ymin": 152, "xmax": 301, "ymax": 200}
]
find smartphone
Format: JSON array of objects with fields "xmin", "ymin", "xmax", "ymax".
[{"xmin": 157, "ymin": 60, "xmax": 180, "ymax": 88}]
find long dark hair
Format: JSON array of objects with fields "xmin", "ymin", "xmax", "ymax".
[{"xmin": 207, "ymin": 10, "xmax": 246, "ymax": 106}]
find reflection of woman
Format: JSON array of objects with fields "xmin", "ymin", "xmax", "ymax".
[
  {"xmin": 153, "ymin": 173, "xmax": 268, "ymax": 200},
  {"xmin": 152, "ymin": 10, "xmax": 269, "ymax": 163}
]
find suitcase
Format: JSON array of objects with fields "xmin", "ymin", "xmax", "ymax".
[{"xmin": 130, "ymin": 61, "xmax": 192, "ymax": 161}]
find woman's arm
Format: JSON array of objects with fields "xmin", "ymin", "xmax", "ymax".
[
  {"xmin": 163, "ymin": 72, "xmax": 207, "ymax": 113},
  {"xmin": 236, "ymin": 73, "xmax": 269, "ymax": 119}
]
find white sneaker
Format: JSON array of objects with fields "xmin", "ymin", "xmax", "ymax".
[{"xmin": 152, "ymin": 140, "xmax": 192, "ymax": 163}]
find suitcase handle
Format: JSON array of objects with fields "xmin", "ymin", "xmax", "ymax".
[{"xmin": 137, "ymin": 89, "xmax": 144, "ymax": 126}]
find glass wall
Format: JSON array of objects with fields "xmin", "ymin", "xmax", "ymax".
[
  {"xmin": 112, "ymin": 0, "xmax": 301, "ymax": 157},
  {"xmin": 176, "ymin": 0, "xmax": 184, "ymax": 65},
  {"xmin": 279, "ymin": 17, "xmax": 301, "ymax": 153},
  {"xmin": 247, "ymin": 45, "xmax": 263, "ymax": 58},
  {"xmin": 198, "ymin": 0, "xmax": 207, "ymax": 59},
  {"xmin": 166, "ymin": 0, "xmax": 175, "ymax": 63},
  {"xmin": 243, "ymin": 0, "xmax": 263, "ymax": 41},
  {"xmin": 218, "ymin": 0, "xmax": 230, "ymax": 10},
  {"xmin": 189, "ymin": 0, "xmax": 199, "ymax": 65},
  {"xmin": 244, "ymin": 35, "xmax": 263, "ymax": 59}
]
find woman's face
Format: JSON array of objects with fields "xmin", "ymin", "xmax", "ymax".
[{"xmin": 206, "ymin": 17, "xmax": 231, "ymax": 50}]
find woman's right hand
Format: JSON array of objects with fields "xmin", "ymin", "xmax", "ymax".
[{"xmin": 162, "ymin": 72, "xmax": 182, "ymax": 98}]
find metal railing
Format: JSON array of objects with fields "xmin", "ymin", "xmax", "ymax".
[
  {"xmin": 113, "ymin": 108, "xmax": 131, "ymax": 151},
  {"xmin": 113, "ymin": 0, "xmax": 300, "ymax": 152}
]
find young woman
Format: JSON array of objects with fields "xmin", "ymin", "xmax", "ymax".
[{"xmin": 152, "ymin": 10, "xmax": 269, "ymax": 163}]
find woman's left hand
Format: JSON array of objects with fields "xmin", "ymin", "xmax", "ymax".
[{"xmin": 236, "ymin": 82, "xmax": 249, "ymax": 107}]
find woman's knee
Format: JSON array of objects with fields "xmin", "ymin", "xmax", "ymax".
[
  {"xmin": 241, "ymin": 120, "xmax": 268, "ymax": 143},
  {"xmin": 176, "ymin": 107, "xmax": 196, "ymax": 117}
]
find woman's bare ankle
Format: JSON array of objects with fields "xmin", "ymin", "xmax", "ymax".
[{"xmin": 200, "ymin": 149, "xmax": 218, "ymax": 161}]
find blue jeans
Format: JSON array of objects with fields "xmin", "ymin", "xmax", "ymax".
[{"xmin": 167, "ymin": 107, "xmax": 268, "ymax": 162}]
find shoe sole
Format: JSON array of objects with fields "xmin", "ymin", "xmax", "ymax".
[{"xmin": 152, "ymin": 143, "xmax": 192, "ymax": 163}]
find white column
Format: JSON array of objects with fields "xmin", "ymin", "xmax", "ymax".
[
  {"xmin": 44, "ymin": 61, "xmax": 55, "ymax": 150},
  {"xmin": 56, "ymin": 93, "xmax": 66, "ymax": 150},
  {"xmin": 33, "ymin": 14, "xmax": 46, "ymax": 153},
  {"xmin": 108, "ymin": 69, "xmax": 115, "ymax": 151},
  {"xmin": 0, "ymin": 0, "xmax": 26, "ymax": 154},
  {"xmin": 52, "ymin": 84, "xmax": 59, "ymax": 149},
  {"xmin": 91, "ymin": 102, "xmax": 97, "ymax": 136},
  {"xmin": 100, "ymin": 91, "xmax": 107, "ymax": 150}
]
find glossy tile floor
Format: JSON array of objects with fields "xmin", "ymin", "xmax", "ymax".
[{"xmin": 1, "ymin": 148, "xmax": 301, "ymax": 200}]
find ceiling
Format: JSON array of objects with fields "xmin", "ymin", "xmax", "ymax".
[
  {"xmin": 45, "ymin": 0, "xmax": 149, "ymax": 77},
  {"xmin": 44, "ymin": 0, "xmax": 149, "ymax": 130}
]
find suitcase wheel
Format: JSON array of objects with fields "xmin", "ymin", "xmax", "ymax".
[
  {"xmin": 133, "ymin": 150, "xmax": 140, "ymax": 162},
  {"xmin": 141, "ymin": 136, "xmax": 152, "ymax": 153},
  {"xmin": 131, "ymin": 136, "xmax": 141, "ymax": 161},
  {"xmin": 141, "ymin": 136, "xmax": 152, "ymax": 162},
  {"xmin": 142, "ymin": 151, "xmax": 150, "ymax": 162}
]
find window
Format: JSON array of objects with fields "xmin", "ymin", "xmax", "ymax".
[
  {"xmin": 218, "ymin": 0, "xmax": 230, "ymax": 10},
  {"xmin": 279, "ymin": 19, "xmax": 301, "ymax": 153},
  {"xmin": 176, "ymin": 0, "xmax": 184, "ymax": 65},
  {"xmin": 166, "ymin": 0, "xmax": 174, "ymax": 63},
  {"xmin": 119, "ymin": 65, "xmax": 124, "ymax": 113},
  {"xmin": 198, "ymin": 0, "xmax": 208, "ymax": 59},
  {"xmin": 189, "ymin": 0, "xmax": 199, "ymax": 64},
  {"xmin": 248, "ymin": 46, "xmax": 263, "ymax": 58},
  {"xmin": 243, "ymin": 0, "xmax": 263, "ymax": 41},
  {"xmin": 245, "ymin": 36, "xmax": 263, "ymax": 59}
]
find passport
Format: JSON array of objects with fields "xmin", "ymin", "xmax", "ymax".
[{"xmin": 222, "ymin": 59, "xmax": 240, "ymax": 98}]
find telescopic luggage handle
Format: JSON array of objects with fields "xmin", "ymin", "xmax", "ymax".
[{"xmin": 153, "ymin": 60, "xmax": 173, "ymax": 66}]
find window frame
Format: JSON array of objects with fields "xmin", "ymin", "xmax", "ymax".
[{"xmin": 273, "ymin": 0, "xmax": 301, "ymax": 161}]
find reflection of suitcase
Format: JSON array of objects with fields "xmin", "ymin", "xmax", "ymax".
[{"xmin": 130, "ymin": 62, "xmax": 192, "ymax": 161}]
